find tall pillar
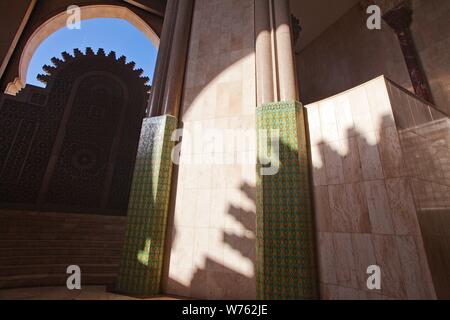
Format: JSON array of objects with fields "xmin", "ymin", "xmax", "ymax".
[
  {"xmin": 116, "ymin": 0, "xmax": 194, "ymax": 297},
  {"xmin": 1, "ymin": 0, "xmax": 37, "ymax": 95},
  {"xmin": 273, "ymin": 0, "xmax": 298, "ymax": 101},
  {"xmin": 147, "ymin": 0, "xmax": 178, "ymax": 117},
  {"xmin": 116, "ymin": 115, "xmax": 177, "ymax": 296},
  {"xmin": 255, "ymin": 0, "xmax": 275, "ymax": 106},
  {"xmin": 255, "ymin": 0, "xmax": 318, "ymax": 300},
  {"xmin": 162, "ymin": 0, "xmax": 195, "ymax": 118},
  {"xmin": 383, "ymin": 2, "xmax": 434, "ymax": 103}
]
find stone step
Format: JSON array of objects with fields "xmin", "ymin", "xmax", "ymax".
[
  {"xmin": 0, "ymin": 255, "xmax": 121, "ymax": 266},
  {"xmin": 0, "ymin": 273, "xmax": 117, "ymax": 290},
  {"xmin": 0, "ymin": 264, "xmax": 119, "ymax": 277},
  {"xmin": 0, "ymin": 232, "xmax": 125, "ymax": 241},
  {"xmin": 0, "ymin": 219, "xmax": 126, "ymax": 226},
  {"xmin": 0, "ymin": 210, "xmax": 126, "ymax": 289},
  {"xmin": 0, "ymin": 211, "xmax": 127, "ymax": 223},
  {"xmin": 0, "ymin": 224, "xmax": 125, "ymax": 234},
  {"xmin": 0, "ymin": 247, "xmax": 123, "ymax": 257},
  {"xmin": 0, "ymin": 240, "xmax": 124, "ymax": 249}
]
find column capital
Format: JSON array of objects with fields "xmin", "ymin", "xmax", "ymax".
[
  {"xmin": 382, "ymin": 2, "xmax": 413, "ymax": 34},
  {"xmin": 364, "ymin": 0, "xmax": 433, "ymax": 103},
  {"xmin": 291, "ymin": 14, "xmax": 302, "ymax": 54},
  {"xmin": 291, "ymin": 14, "xmax": 302, "ymax": 45}
]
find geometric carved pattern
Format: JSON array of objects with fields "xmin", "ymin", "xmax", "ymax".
[
  {"xmin": 0, "ymin": 48, "xmax": 150, "ymax": 215},
  {"xmin": 116, "ymin": 115, "xmax": 178, "ymax": 296},
  {"xmin": 256, "ymin": 101, "xmax": 319, "ymax": 299}
]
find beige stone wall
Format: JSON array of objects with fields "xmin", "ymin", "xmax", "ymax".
[
  {"xmin": 306, "ymin": 76, "xmax": 437, "ymax": 299},
  {"xmin": 387, "ymin": 80, "xmax": 450, "ymax": 299},
  {"xmin": 297, "ymin": 4, "xmax": 410, "ymax": 106},
  {"xmin": 163, "ymin": 0, "xmax": 257, "ymax": 299},
  {"xmin": 297, "ymin": 0, "xmax": 450, "ymax": 116},
  {"xmin": 411, "ymin": 0, "xmax": 450, "ymax": 115}
]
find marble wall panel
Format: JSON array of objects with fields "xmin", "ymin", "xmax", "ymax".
[
  {"xmin": 164, "ymin": 0, "xmax": 257, "ymax": 300},
  {"xmin": 306, "ymin": 76, "xmax": 437, "ymax": 299}
]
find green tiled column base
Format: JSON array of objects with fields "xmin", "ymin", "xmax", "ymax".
[
  {"xmin": 116, "ymin": 115, "xmax": 177, "ymax": 296},
  {"xmin": 256, "ymin": 101, "xmax": 319, "ymax": 300}
]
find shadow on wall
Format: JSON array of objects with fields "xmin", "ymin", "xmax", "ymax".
[
  {"xmin": 162, "ymin": 135, "xmax": 319, "ymax": 299},
  {"xmin": 307, "ymin": 79, "xmax": 450, "ymax": 300},
  {"xmin": 164, "ymin": 182, "xmax": 256, "ymax": 299},
  {"xmin": 313, "ymin": 114, "xmax": 435, "ymax": 299},
  {"xmin": 157, "ymin": 0, "xmax": 257, "ymax": 299}
]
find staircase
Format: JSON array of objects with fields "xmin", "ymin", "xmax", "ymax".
[{"xmin": 0, "ymin": 210, "xmax": 126, "ymax": 289}]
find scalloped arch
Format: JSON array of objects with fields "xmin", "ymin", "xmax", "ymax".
[
  {"xmin": 35, "ymin": 47, "xmax": 151, "ymax": 91},
  {"xmin": 6, "ymin": 4, "xmax": 159, "ymax": 95}
]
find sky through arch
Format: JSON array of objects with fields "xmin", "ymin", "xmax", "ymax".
[{"xmin": 27, "ymin": 18, "xmax": 158, "ymax": 87}]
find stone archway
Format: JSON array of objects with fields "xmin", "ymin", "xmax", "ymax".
[{"xmin": 5, "ymin": 4, "xmax": 161, "ymax": 95}]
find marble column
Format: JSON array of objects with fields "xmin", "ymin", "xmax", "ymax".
[
  {"xmin": 162, "ymin": 0, "xmax": 195, "ymax": 118},
  {"xmin": 383, "ymin": 3, "xmax": 434, "ymax": 103},
  {"xmin": 255, "ymin": 0, "xmax": 276, "ymax": 106},
  {"xmin": 1, "ymin": 0, "xmax": 37, "ymax": 95},
  {"xmin": 116, "ymin": 115, "xmax": 177, "ymax": 296},
  {"xmin": 147, "ymin": 0, "xmax": 178, "ymax": 117},
  {"xmin": 254, "ymin": 0, "xmax": 318, "ymax": 300},
  {"xmin": 273, "ymin": 0, "xmax": 299, "ymax": 101}
]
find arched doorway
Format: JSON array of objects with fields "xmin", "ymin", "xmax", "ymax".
[
  {"xmin": 5, "ymin": 4, "xmax": 160, "ymax": 95},
  {"xmin": 0, "ymin": 2, "xmax": 164, "ymax": 290}
]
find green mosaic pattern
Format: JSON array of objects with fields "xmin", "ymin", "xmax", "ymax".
[
  {"xmin": 256, "ymin": 101, "xmax": 318, "ymax": 300},
  {"xmin": 116, "ymin": 115, "xmax": 177, "ymax": 296}
]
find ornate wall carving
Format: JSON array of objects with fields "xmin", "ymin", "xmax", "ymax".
[{"xmin": 0, "ymin": 48, "xmax": 150, "ymax": 215}]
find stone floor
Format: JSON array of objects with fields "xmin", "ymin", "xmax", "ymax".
[{"xmin": 0, "ymin": 286, "xmax": 180, "ymax": 300}]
